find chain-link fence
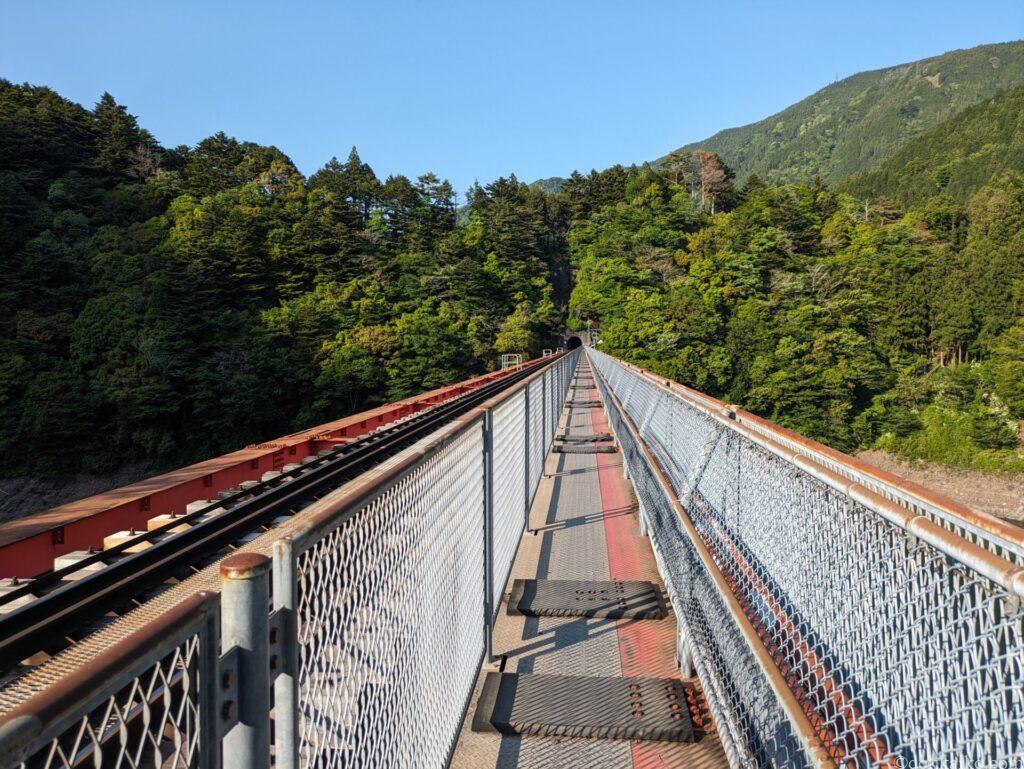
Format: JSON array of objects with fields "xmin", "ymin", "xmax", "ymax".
[
  {"xmin": 288, "ymin": 351, "xmax": 577, "ymax": 768},
  {"xmin": 589, "ymin": 348, "xmax": 1024, "ymax": 769},
  {"xmin": 0, "ymin": 351, "xmax": 580, "ymax": 769},
  {"xmin": 491, "ymin": 389, "xmax": 528, "ymax": 611},
  {"xmin": 0, "ymin": 593, "xmax": 219, "ymax": 769},
  {"xmin": 293, "ymin": 423, "xmax": 487, "ymax": 768}
]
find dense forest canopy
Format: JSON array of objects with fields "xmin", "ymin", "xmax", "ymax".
[
  {"xmin": 0, "ymin": 81, "xmax": 568, "ymax": 475},
  {"xmin": 840, "ymin": 84, "xmax": 1024, "ymax": 205},
  {"xmin": 1, "ymin": 69, "xmax": 1022, "ymax": 482},
  {"xmin": 568, "ymin": 162, "xmax": 1024, "ymax": 470}
]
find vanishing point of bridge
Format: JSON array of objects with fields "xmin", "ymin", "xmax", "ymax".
[{"xmin": 0, "ymin": 347, "xmax": 1021, "ymax": 768}]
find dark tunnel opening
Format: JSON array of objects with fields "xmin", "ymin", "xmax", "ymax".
[{"xmin": 566, "ymin": 336, "xmax": 582, "ymax": 350}]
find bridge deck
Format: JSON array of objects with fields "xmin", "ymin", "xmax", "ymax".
[{"xmin": 451, "ymin": 362, "xmax": 728, "ymax": 768}]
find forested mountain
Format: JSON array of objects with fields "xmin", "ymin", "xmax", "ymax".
[
  {"xmin": 535, "ymin": 42, "xmax": 1024, "ymax": 196},
  {"xmin": 0, "ymin": 81, "xmax": 568, "ymax": 476},
  {"xmin": 2, "ymin": 72, "xmax": 1022, "ymax": 485},
  {"xmin": 566, "ymin": 164, "xmax": 1024, "ymax": 471},
  {"xmin": 667, "ymin": 41, "xmax": 1024, "ymax": 185},
  {"xmin": 840, "ymin": 85, "xmax": 1024, "ymax": 204}
]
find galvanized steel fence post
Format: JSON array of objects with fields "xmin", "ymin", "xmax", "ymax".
[
  {"xmin": 198, "ymin": 600, "xmax": 223, "ymax": 769},
  {"xmin": 482, "ymin": 408, "xmax": 496, "ymax": 663},
  {"xmin": 523, "ymin": 385, "xmax": 531, "ymax": 533},
  {"xmin": 272, "ymin": 538, "xmax": 299, "ymax": 769},
  {"xmin": 220, "ymin": 553, "xmax": 271, "ymax": 769},
  {"xmin": 541, "ymin": 371, "xmax": 547, "ymax": 453}
]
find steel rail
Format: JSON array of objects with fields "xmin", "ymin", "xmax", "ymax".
[
  {"xmin": 0, "ymin": 369, "xmax": 519, "ymax": 605},
  {"xmin": 0, "ymin": 354, "xmax": 563, "ymax": 666},
  {"xmin": 2, "ymin": 366, "xmax": 549, "ymax": 599}
]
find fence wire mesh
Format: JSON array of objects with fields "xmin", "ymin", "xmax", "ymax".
[
  {"xmin": 0, "ymin": 352, "xmax": 580, "ymax": 769},
  {"xmin": 734, "ymin": 417, "xmax": 1024, "ymax": 569},
  {"xmin": 527, "ymin": 379, "xmax": 545, "ymax": 501},
  {"xmin": 589, "ymin": 348, "xmax": 1024, "ymax": 769},
  {"xmin": 491, "ymin": 390, "xmax": 528, "ymax": 610},
  {"xmin": 294, "ymin": 424, "xmax": 486, "ymax": 768},
  {"xmin": 6, "ymin": 606, "xmax": 212, "ymax": 769},
  {"xmin": 291, "ymin": 351, "xmax": 578, "ymax": 768}
]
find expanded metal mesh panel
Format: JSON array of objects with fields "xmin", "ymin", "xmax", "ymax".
[
  {"xmin": 590, "ymin": 349, "xmax": 1024, "ymax": 768},
  {"xmin": 736, "ymin": 417, "xmax": 1024, "ymax": 567},
  {"xmin": 12, "ymin": 629, "xmax": 207, "ymax": 769},
  {"xmin": 474, "ymin": 672, "xmax": 695, "ymax": 742},
  {"xmin": 491, "ymin": 390, "xmax": 528, "ymax": 609},
  {"xmin": 295, "ymin": 424, "xmax": 486, "ymax": 769}
]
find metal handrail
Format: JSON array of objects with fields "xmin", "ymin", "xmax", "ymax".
[
  {"xmin": 279, "ymin": 349, "xmax": 578, "ymax": 768},
  {"xmin": 592, "ymin": 359, "xmax": 836, "ymax": 768},
  {"xmin": 0, "ymin": 351, "xmax": 580, "ymax": 769},
  {"xmin": 0, "ymin": 591, "xmax": 219, "ymax": 768}
]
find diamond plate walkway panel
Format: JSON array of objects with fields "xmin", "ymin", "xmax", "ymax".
[{"xmin": 451, "ymin": 358, "xmax": 728, "ymax": 769}]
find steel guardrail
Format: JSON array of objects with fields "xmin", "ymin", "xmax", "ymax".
[
  {"xmin": 588, "ymin": 347, "xmax": 1024, "ymax": 768},
  {"xmin": 0, "ymin": 350, "xmax": 580, "ymax": 769},
  {"xmin": 606, "ymin": 357, "xmax": 1024, "ymax": 566}
]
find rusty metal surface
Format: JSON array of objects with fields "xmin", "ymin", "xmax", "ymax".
[
  {"xmin": 473, "ymin": 673, "xmax": 694, "ymax": 742},
  {"xmin": 0, "ymin": 356, "xmax": 575, "ymax": 721},
  {"xmin": 0, "ymin": 359, "xmax": 546, "ymax": 555},
  {"xmin": 507, "ymin": 579, "xmax": 666, "ymax": 620}
]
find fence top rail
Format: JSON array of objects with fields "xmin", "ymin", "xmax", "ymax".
[
  {"xmin": 0, "ymin": 590, "xmax": 216, "ymax": 765},
  {"xmin": 288, "ymin": 350, "xmax": 577, "ymax": 553},
  {"xmin": 589, "ymin": 350, "xmax": 1024, "ymax": 596}
]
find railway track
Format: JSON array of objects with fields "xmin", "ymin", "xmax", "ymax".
[{"xmin": 0, "ymin": 355, "xmax": 560, "ymax": 670}]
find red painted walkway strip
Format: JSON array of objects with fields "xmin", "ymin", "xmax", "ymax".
[{"xmin": 587, "ymin": 383, "xmax": 698, "ymax": 767}]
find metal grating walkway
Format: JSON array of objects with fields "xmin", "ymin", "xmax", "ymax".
[{"xmin": 451, "ymin": 360, "xmax": 728, "ymax": 768}]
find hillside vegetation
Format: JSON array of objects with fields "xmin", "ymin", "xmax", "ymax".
[
  {"xmin": 566, "ymin": 165, "xmax": 1024, "ymax": 472},
  {"xmin": 665, "ymin": 41, "xmax": 1024, "ymax": 185},
  {"xmin": 841, "ymin": 85, "xmax": 1024, "ymax": 204},
  {"xmin": 0, "ymin": 81, "xmax": 569, "ymax": 476},
  {"xmin": 2, "ymin": 64, "xmax": 1022, "ymax": 483}
]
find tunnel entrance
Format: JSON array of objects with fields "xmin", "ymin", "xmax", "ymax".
[{"xmin": 566, "ymin": 336, "xmax": 582, "ymax": 350}]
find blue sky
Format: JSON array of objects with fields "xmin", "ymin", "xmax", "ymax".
[{"xmin": 2, "ymin": 1, "xmax": 1022, "ymax": 199}]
